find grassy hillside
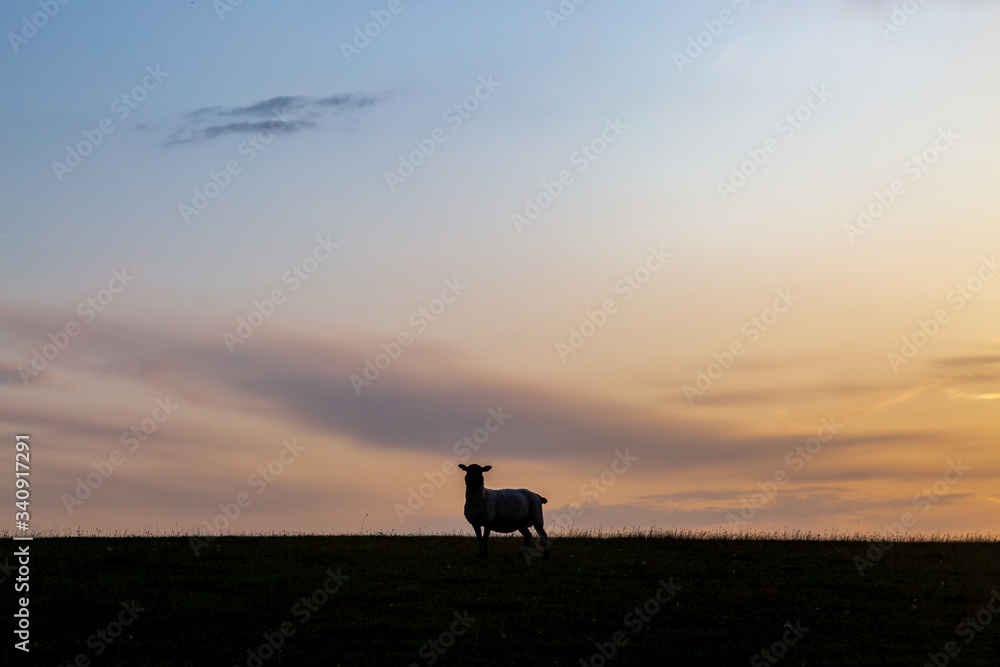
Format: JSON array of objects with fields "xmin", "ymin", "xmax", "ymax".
[{"xmin": 5, "ymin": 532, "xmax": 999, "ymax": 666}]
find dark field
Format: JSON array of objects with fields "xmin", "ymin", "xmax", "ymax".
[{"xmin": 6, "ymin": 532, "xmax": 1000, "ymax": 666}]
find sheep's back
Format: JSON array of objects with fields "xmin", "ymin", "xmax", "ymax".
[{"xmin": 481, "ymin": 489, "xmax": 538, "ymax": 532}]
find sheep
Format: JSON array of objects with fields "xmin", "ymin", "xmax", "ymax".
[{"xmin": 458, "ymin": 463, "xmax": 550, "ymax": 561}]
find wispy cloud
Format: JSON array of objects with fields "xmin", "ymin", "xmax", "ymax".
[
  {"xmin": 947, "ymin": 390, "xmax": 1000, "ymax": 401},
  {"xmin": 0, "ymin": 301, "xmax": 922, "ymax": 474},
  {"xmin": 935, "ymin": 354, "xmax": 1000, "ymax": 367},
  {"xmin": 164, "ymin": 92, "xmax": 386, "ymax": 146},
  {"xmin": 716, "ymin": 36, "xmax": 751, "ymax": 67},
  {"xmin": 545, "ymin": 487, "xmax": 978, "ymax": 533},
  {"xmin": 0, "ymin": 359, "xmax": 22, "ymax": 385}
]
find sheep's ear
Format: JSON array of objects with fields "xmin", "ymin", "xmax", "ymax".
[
  {"xmin": 458, "ymin": 464, "xmax": 467, "ymax": 471},
  {"xmin": 482, "ymin": 465, "xmax": 492, "ymax": 472}
]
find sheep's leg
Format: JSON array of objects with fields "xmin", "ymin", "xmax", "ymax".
[
  {"xmin": 518, "ymin": 527, "xmax": 533, "ymax": 560},
  {"xmin": 481, "ymin": 527, "xmax": 491, "ymax": 559},
  {"xmin": 473, "ymin": 524, "xmax": 485, "ymax": 558},
  {"xmin": 534, "ymin": 523, "xmax": 551, "ymax": 560}
]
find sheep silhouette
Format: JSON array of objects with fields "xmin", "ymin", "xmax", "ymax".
[{"xmin": 459, "ymin": 463, "xmax": 550, "ymax": 561}]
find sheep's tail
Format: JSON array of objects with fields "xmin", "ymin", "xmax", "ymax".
[{"xmin": 539, "ymin": 495, "xmax": 548, "ymax": 504}]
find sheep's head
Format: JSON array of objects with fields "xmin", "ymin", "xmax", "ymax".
[{"xmin": 458, "ymin": 463, "xmax": 492, "ymax": 486}]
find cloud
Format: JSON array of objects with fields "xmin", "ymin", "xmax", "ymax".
[
  {"xmin": 166, "ymin": 119, "xmax": 319, "ymax": 146},
  {"xmin": 947, "ymin": 390, "xmax": 1000, "ymax": 401},
  {"xmin": 568, "ymin": 485, "xmax": 978, "ymax": 533},
  {"xmin": 0, "ymin": 301, "xmax": 891, "ymax": 473},
  {"xmin": 924, "ymin": 354, "xmax": 1000, "ymax": 396},
  {"xmin": 715, "ymin": 36, "xmax": 751, "ymax": 67},
  {"xmin": 934, "ymin": 354, "xmax": 1000, "ymax": 367},
  {"xmin": 671, "ymin": 380, "xmax": 908, "ymax": 408},
  {"xmin": 0, "ymin": 359, "xmax": 22, "ymax": 385},
  {"xmin": 164, "ymin": 92, "xmax": 386, "ymax": 146}
]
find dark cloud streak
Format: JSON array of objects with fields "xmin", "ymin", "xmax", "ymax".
[
  {"xmin": 165, "ymin": 92, "xmax": 386, "ymax": 146},
  {"xmin": 0, "ymin": 304, "xmax": 833, "ymax": 471}
]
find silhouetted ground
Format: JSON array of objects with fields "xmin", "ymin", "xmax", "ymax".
[{"xmin": 5, "ymin": 532, "xmax": 999, "ymax": 665}]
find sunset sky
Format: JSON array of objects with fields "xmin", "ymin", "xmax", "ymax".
[{"xmin": 2, "ymin": 0, "xmax": 998, "ymax": 537}]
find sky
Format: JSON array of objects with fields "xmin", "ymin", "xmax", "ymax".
[{"xmin": 1, "ymin": 0, "xmax": 998, "ymax": 538}]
